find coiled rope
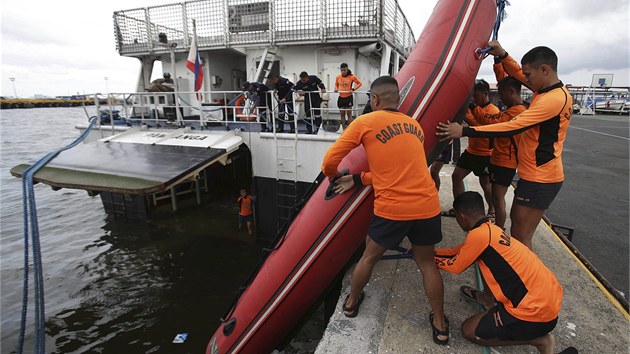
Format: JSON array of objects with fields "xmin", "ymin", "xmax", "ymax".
[{"xmin": 17, "ymin": 117, "xmax": 97, "ymax": 354}]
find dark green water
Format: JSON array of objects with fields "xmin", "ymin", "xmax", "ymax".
[{"xmin": 0, "ymin": 107, "xmax": 324, "ymax": 353}]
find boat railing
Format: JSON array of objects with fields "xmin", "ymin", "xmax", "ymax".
[
  {"xmin": 114, "ymin": 0, "xmax": 415, "ymax": 57},
  {"xmin": 92, "ymin": 89, "xmax": 370, "ymax": 134}
]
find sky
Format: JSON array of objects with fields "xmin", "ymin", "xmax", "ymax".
[{"xmin": 1, "ymin": 0, "xmax": 628, "ymax": 98}]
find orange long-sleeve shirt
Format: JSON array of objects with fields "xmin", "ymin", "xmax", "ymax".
[
  {"xmin": 335, "ymin": 74, "xmax": 363, "ymax": 98},
  {"xmin": 463, "ymin": 55, "xmax": 572, "ymax": 183},
  {"xmin": 435, "ymin": 219, "xmax": 562, "ymax": 322},
  {"xmin": 321, "ymin": 109, "xmax": 440, "ymax": 220},
  {"xmin": 482, "ymin": 61, "xmax": 525, "ymax": 168},
  {"xmin": 468, "ymin": 104, "xmax": 526, "ymax": 169},
  {"xmin": 463, "ymin": 102, "xmax": 499, "ymax": 157}
]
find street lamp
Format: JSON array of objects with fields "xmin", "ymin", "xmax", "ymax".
[
  {"xmin": 9, "ymin": 77, "xmax": 18, "ymax": 98},
  {"xmin": 104, "ymin": 77, "xmax": 109, "ymax": 94}
]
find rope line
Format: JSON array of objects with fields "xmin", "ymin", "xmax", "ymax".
[
  {"xmin": 17, "ymin": 117, "xmax": 97, "ymax": 354},
  {"xmin": 477, "ymin": 0, "xmax": 509, "ymax": 57}
]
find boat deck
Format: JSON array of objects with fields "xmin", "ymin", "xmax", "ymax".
[
  {"xmin": 10, "ymin": 128, "xmax": 243, "ymax": 194},
  {"xmin": 315, "ymin": 163, "xmax": 629, "ymax": 353}
]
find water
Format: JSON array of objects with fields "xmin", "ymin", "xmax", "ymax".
[{"xmin": 0, "ymin": 107, "xmax": 324, "ymax": 353}]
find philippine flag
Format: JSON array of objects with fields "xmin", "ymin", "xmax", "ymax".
[{"xmin": 186, "ymin": 36, "xmax": 204, "ymax": 100}]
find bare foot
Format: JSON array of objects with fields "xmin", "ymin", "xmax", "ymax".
[{"xmin": 532, "ymin": 333, "xmax": 555, "ymax": 354}]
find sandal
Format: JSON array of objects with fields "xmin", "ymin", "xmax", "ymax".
[
  {"xmin": 429, "ymin": 312, "xmax": 449, "ymax": 345},
  {"xmin": 440, "ymin": 208, "xmax": 456, "ymax": 217},
  {"xmin": 342, "ymin": 290, "xmax": 365, "ymax": 318},
  {"xmin": 460, "ymin": 285, "xmax": 492, "ymax": 311},
  {"xmin": 487, "ymin": 210, "xmax": 496, "ymax": 219}
]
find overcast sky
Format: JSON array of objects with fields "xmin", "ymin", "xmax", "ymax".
[{"xmin": 1, "ymin": 0, "xmax": 628, "ymax": 98}]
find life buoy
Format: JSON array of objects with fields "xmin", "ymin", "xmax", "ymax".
[{"xmin": 234, "ymin": 94, "xmax": 258, "ymax": 121}]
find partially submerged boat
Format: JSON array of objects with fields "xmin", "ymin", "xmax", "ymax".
[{"xmin": 13, "ymin": 0, "xmax": 416, "ymax": 238}]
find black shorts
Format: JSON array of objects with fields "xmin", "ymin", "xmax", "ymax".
[
  {"xmin": 489, "ymin": 163, "xmax": 516, "ymax": 187},
  {"xmin": 367, "ymin": 214, "xmax": 442, "ymax": 249},
  {"xmin": 513, "ymin": 179, "xmax": 563, "ymax": 210},
  {"xmin": 238, "ymin": 214, "xmax": 254, "ymax": 223},
  {"xmin": 456, "ymin": 150, "xmax": 490, "ymax": 176},
  {"xmin": 435, "ymin": 145, "xmax": 452, "ymax": 164},
  {"xmin": 337, "ymin": 96, "xmax": 354, "ymax": 108},
  {"xmin": 475, "ymin": 302, "xmax": 558, "ymax": 341}
]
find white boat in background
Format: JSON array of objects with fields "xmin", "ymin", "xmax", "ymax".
[{"xmin": 569, "ymin": 86, "xmax": 630, "ymax": 115}]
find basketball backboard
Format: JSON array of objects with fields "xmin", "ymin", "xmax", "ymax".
[{"xmin": 591, "ymin": 74, "xmax": 614, "ymax": 87}]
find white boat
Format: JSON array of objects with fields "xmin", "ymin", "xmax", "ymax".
[{"xmin": 39, "ymin": 0, "xmax": 415, "ymax": 237}]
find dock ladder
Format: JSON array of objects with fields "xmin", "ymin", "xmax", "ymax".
[{"xmin": 274, "ymin": 128, "xmax": 299, "ymax": 230}]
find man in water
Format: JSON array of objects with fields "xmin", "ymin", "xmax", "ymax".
[{"xmin": 237, "ymin": 188, "xmax": 254, "ymax": 236}]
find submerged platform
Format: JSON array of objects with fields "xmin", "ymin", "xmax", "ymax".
[
  {"xmin": 10, "ymin": 128, "xmax": 243, "ymax": 194},
  {"xmin": 316, "ymin": 163, "xmax": 629, "ymax": 353}
]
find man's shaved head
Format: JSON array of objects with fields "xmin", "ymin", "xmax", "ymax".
[{"xmin": 370, "ymin": 76, "xmax": 400, "ymax": 107}]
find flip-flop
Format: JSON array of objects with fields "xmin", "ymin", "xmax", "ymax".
[
  {"xmin": 460, "ymin": 285, "xmax": 492, "ymax": 311},
  {"xmin": 487, "ymin": 210, "xmax": 496, "ymax": 219},
  {"xmin": 429, "ymin": 311, "xmax": 449, "ymax": 345},
  {"xmin": 440, "ymin": 209, "xmax": 456, "ymax": 217},
  {"xmin": 342, "ymin": 290, "xmax": 365, "ymax": 318}
]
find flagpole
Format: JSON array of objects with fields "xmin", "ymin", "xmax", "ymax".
[
  {"xmin": 171, "ymin": 43, "xmax": 183, "ymax": 125},
  {"xmin": 191, "ymin": 19, "xmax": 206, "ymax": 128}
]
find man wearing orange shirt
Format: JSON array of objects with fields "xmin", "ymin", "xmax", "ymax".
[
  {"xmin": 237, "ymin": 188, "xmax": 254, "ymax": 236},
  {"xmin": 446, "ymin": 79, "xmax": 498, "ymax": 217},
  {"xmin": 437, "ymin": 42, "xmax": 572, "ymax": 249},
  {"xmin": 322, "ymin": 76, "xmax": 449, "ymax": 345},
  {"xmin": 435, "ymin": 191, "xmax": 562, "ymax": 354},
  {"xmin": 334, "ymin": 63, "xmax": 363, "ymax": 128},
  {"xmin": 468, "ymin": 72, "xmax": 527, "ymax": 228}
]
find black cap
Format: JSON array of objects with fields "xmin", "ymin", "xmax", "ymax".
[{"xmin": 340, "ymin": 63, "xmax": 348, "ymax": 68}]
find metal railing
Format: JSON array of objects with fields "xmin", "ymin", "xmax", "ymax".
[
  {"xmin": 114, "ymin": 0, "xmax": 415, "ymax": 57},
  {"xmin": 92, "ymin": 89, "xmax": 370, "ymax": 134}
]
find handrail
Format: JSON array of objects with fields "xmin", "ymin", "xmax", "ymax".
[
  {"xmin": 90, "ymin": 89, "xmax": 371, "ymax": 134},
  {"xmin": 114, "ymin": 0, "xmax": 415, "ymax": 57}
]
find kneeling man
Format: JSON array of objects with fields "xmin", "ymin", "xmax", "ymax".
[{"xmin": 435, "ymin": 191, "xmax": 562, "ymax": 354}]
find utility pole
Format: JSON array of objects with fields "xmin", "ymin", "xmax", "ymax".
[{"xmin": 9, "ymin": 77, "xmax": 18, "ymax": 98}]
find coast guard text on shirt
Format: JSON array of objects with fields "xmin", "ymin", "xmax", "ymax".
[{"xmin": 375, "ymin": 122, "xmax": 424, "ymax": 144}]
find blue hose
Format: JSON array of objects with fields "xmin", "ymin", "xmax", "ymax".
[{"xmin": 17, "ymin": 117, "xmax": 97, "ymax": 354}]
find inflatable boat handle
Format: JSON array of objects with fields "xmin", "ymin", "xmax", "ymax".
[{"xmin": 325, "ymin": 169, "xmax": 350, "ymax": 200}]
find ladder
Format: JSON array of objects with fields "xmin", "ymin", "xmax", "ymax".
[
  {"xmin": 274, "ymin": 129, "xmax": 299, "ymax": 230},
  {"xmin": 251, "ymin": 47, "xmax": 278, "ymax": 85}
]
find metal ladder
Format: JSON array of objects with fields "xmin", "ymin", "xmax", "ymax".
[
  {"xmin": 251, "ymin": 47, "xmax": 278, "ymax": 85},
  {"xmin": 274, "ymin": 131, "xmax": 299, "ymax": 230}
]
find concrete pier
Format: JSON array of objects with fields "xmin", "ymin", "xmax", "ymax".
[{"xmin": 315, "ymin": 163, "xmax": 629, "ymax": 353}]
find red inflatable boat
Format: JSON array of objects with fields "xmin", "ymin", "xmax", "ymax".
[{"xmin": 208, "ymin": 0, "xmax": 497, "ymax": 352}]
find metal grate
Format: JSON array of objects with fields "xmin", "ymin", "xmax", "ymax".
[{"xmin": 114, "ymin": 0, "xmax": 416, "ymax": 56}]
